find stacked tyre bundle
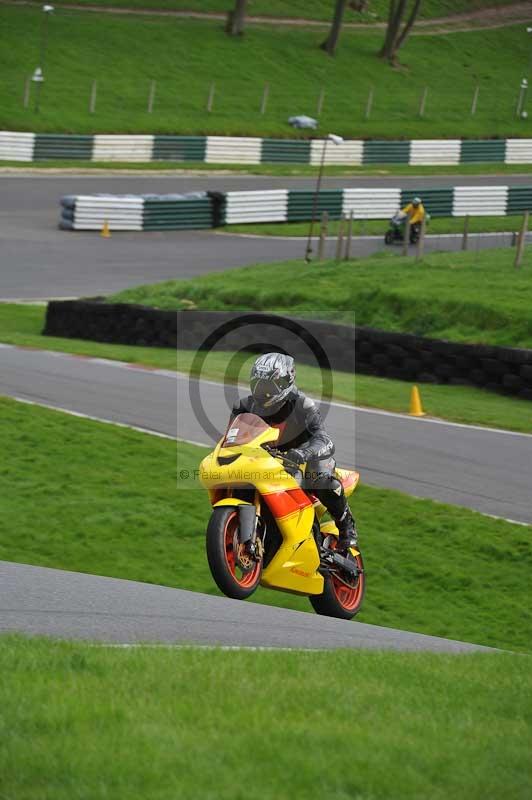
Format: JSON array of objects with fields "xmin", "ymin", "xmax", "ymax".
[
  {"xmin": 60, "ymin": 195, "xmax": 144, "ymax": 231},
  {"xmin": 143, "ymin": 193, "xmax": 213, "ymax": 230},
  {"xmin": 59, "ymin": 192, "xmax": 214, "ymax": 231}
]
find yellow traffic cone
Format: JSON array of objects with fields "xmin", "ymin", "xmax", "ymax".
[
  {"xmin": 409, "ymin": 385, "xmax": 425, "ymax": 417},
  {"xmin": 101, "ymin": 219, "xmax": 111, "ymax": 238}
]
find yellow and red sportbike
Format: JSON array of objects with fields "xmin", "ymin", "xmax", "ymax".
[{"xmin": 199, "ymin": 412, "xmax": 364, "ymax": 620}]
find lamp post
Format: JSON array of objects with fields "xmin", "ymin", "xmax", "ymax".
[
  {"xmin": 33, "ymin": 4, "xmax": 54, "ymax": 113},
  {"xmin": 527, "ymin": 27, "xmax": 532, "ymax": 73},
  {"xmin": 304, "ymin": 133, "xmax": 343, "ymax": 263}
]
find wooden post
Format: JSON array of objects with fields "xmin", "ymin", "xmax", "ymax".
[
  {"xmin": 89, "ymin": 80, "xmax": 97, "ymax": 114},
  {"xmin": 344, "ymin": 210, "xmax": 354, "ymax": 260},
  {"xmin": 402, "ymin": 218, "xmax": 411, "ymax": 256},
  {"xmin": 23, "ymin": 76, "xmax": 31, "ymax": 109},
  {"xmin": 419, "ymin": 86, "xmax": 428, "ymax": 118},
  {"xmin": 365, "ymin": 87, "xmax": 373, "ymax": 119},
  {"xmin": 317, "ymin": 87, "xmax": 325, "ymax": 117},
  {"xmin": 147, "ymin": 80, "xmax": 156, "ymax": 113},
  {"xmin": 318, "ymin": 210, "xmax": 328, "ymax": 261},
  {"xmin": 514, "ymin": 210, "xmax": 529, "ymax": 269},
  {"xmin": 207, "ymin": 82, "xmax": 215, "ymax": 112},
  {"xmin": 471, "ymin": 85, "xmax": 479, "ymax": 116},
  {"xmin": 416, "ymin": 218, "xmax": 426, "ymax": 261},
  {"xmin": 462, "ymin": 214, "xmax": 470, "ymax": 250},
  {"xmin": 335, "ymin": 215, "xmax": 346, "ymax": 261},
  {"xmin": 260, "ymin": 83, "xmax": 269, "ymax": 115}
]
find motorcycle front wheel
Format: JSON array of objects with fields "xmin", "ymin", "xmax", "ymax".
[
  {"xmin": 310, "ymin": 551, "xmax": 365, "ymax": 620},
  {"xmin": 384, "ymin": 230, "xmax": 394, "ymax": 245},
  {"xmin": 206, "ymin": 507, "xmax": 262, "ymax": 600}
]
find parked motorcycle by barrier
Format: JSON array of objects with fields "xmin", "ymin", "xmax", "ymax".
[{"xmin": 199, "ymin": 412, "xmax": 365, "ymax": 620}]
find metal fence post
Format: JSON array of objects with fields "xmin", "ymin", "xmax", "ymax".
[
  {"xmin": 419, "ymin": 86, "xmax": 428, "ymax": 117},
  {"xmin": 335, "ymin": 215, "xmax": 346, "ymax": 261},
  {"xmin": 23, "ymin": 76, "xmax": 31, "ymax": 109},
  {"xmin": 344, "ymin": 210, "xmax": 354, "ymax": 260},
  {"xmin": 260, "ymin": 83, "xmax": 269, "ymax": 115},
  {"xmin": 402, "ymin": 219, "xmax": 411, "ymax": 256},
  {"xmin": 365, "ymin": 87, "xmax": 373, "ymax": 119},
  {"xmin": 471, "ymin": 85, "xmax": 479, "ymax": 115},
  {"xmin": 514, "ymin": 210, "xmax": 529, "ymax": 269},
  {"xmin": 89, "ymin": 79, "xmax": 97, "ymax": 114},
  {"xmin": 318, "ymin": 210, "xmax": 328, "ymax": 261},
  {"xmin": 207, "ymin": 82, "xmax": 216, "ymax": 112},
  {"xmin": 147, "ymin": 80, "xmax": 156, "ymax": 113},
  {"xmin": 462, "ymin": 214, "xmax": 469, "ymax": 250}
]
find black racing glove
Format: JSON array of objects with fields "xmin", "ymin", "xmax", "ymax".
[{"xmin": 285, "ymin": 448, "xmax": 307, "ymax": 469}]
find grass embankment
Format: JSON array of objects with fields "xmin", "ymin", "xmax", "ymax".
[
  {"xmin": 228, "ymin": 215, "xmax": 530, "ymax": 237},
  {"xmin": 110, "ymin": 247, "xmax": 532, "ymax": 348},
  {"xmin": 1, "ymin": 7, "xmax": 531, "ymax": 138},
  {"xmin": 43, "ymin": 0, "xmax": 518, "ymax": 22},
  {"xmin": 1, "ymin": 637, "xmax": 531, "ymax": 800},
  {"xmin": 1, "ymin": 397, "xmax": 531, "ymax": 651},
  {"xmin": 4, "ymin": 303, "xmax": 532, "ymax": 432}
]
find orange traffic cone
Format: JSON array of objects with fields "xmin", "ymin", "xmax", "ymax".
[
  {"xmin": 409, "ymin": 385, "xmax": 425, "ymax": 417},
  {"xmin": 101, "ymin": 219, "xmax": 111, "ymax": 238}
]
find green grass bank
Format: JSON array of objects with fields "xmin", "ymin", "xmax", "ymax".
[
  {"xmin": 1, "ymin": 637, "xmax": 530, "ymax": 800},
  {"xmin": 1, "ymin": 397, "xmax": 530, "ymax": 651},
  {"xmin": 2, "ymin": 7, "xmax": 531, "ymax": 138},
  {"xmin": 3, "ymin": 303, "xmax": 532, "ymax": 432},
  {"xmin": 109, "ymin": 247, "xmax": 532, "ymax": 349}
]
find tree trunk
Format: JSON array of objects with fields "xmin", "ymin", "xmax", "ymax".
[
  {"xmin": 226, "ymin": 0, "xmax": 247, "ymax": 36},
  {"xmin": 379, "ymin": 0, "xmax": 422, "ymax": 64},
  {"xmin": 320, "ymin": 0, "xmax": 348, "ymax": 57}
]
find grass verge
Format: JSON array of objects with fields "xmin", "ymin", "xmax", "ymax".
[
  {"xmin": 109, "ymin": 247, "xmax": 532, "ymax": 349},
  {"xmin": 2, "ymin": 161, "xmax": 532, "ymax": 178},
  {"xmin": 226, "ymin": 215, "xmax": 530, "ymax": 237},
  {"xmin": 1, "ymin": 397, "xmax": 530, "ymax": 651},
  {"xmin": 1, "ymin": 636, "xmax": 531, "ymax": 800},
  {"xmin": 1, "ymin": 8, "xmax": 531, "ymax": 138},
  {"xmin": 3, "ymin": 303, "xmax": 532, "ymax": 432}
]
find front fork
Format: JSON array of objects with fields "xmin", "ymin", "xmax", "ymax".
[{"xmin": 237, "ymin": 504, "xmax": 264, "ymax": 562}]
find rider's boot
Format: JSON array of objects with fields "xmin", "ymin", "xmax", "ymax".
[{"xmin": 336, "ymin": 507, "xmax": 358, "ymax": 553}]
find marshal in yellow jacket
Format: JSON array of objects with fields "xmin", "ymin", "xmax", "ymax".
[{"xmin": 401, "ymin": 201, "xmax": 426, "ymax": 225}]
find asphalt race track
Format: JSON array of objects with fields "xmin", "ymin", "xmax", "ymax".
[
  {"xmin": 1, "ymin": 174, "xmax": 529, "ymax": 299},
  {"xmin": 1, "ymin": 346, "xmax": 531, "ymax": 524},
  {"xmin": 0, "ymin": 560, "xmax": 496, "ymax": 652}
]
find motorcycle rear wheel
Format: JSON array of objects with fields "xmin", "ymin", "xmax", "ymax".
[
  {"xmin": 206, "ymin": 507, "xmax": 262, "ymax": 600},
  {"xmin": 310, "ymin": 551, "xmax": 365, "ymax": 620}
]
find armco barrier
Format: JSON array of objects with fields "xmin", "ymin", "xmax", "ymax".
[
  {"xmin": 5, "ymin": 131, "xmax": 532, "ymax": 165},
  {"xmin": 60, "ymin": 185, "xmax": 532, "ymax": 230},
  {"xmin": 60, "ymin": 192, "xmax": 213, "ymax": 231},
  {"xmin": 43, "ymin": 302, "xmax": 532, "ymax": 400}
]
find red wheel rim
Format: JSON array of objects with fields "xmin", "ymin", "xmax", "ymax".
[
  {"xmin": 332, "ymin": 553, "xmax": 364, "ymax": 612},
  {"xmin": 223, "ymin": 512, "xmax": 261, "ymax": 589}
]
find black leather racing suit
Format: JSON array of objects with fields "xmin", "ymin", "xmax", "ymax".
[{"xmin": 230, "ymin": 387, "xmax": 351, "ymax": 525}]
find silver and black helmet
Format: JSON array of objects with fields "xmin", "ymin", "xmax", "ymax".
[{"xmin": 250, "ymin": 352, "xmax": 295, "ymax": 411}]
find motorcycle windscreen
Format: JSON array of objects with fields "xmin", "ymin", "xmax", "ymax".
[{"xmin": 223, "ymin": 413, "xmax": 270, "ymax": 447}]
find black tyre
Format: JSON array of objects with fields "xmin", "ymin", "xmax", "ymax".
[
  {"xmin": 384, "ymin": 230, "xmax": 394, "ymax": 245},
  {"xmin": 309, "ymin": 551, "xmax": 365, "ymax": 620},
  {"xmin": 206, "ymin": 507, "xmax": 262, "ymax": 600}
]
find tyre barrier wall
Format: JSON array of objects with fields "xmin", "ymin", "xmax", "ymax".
[
  {"xmin": 60, "ymin": 186, "xmax": 532, "ymax": 230},
  {"xmin": 4, "ymin": 131, "xmax": 532, "ymax": 165},
  {"xmin": 60, "ymin": 192, "xmax": 214, "ymax": 231},
  {"xmin": 44, "ymin": 302, "xmax": 532, "ymax": 400}
]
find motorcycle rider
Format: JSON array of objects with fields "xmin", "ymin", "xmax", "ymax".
[
  {"xmin": 229, "ymin": 352, "xmax": 358, "ymax": 552},
  {"xmin": 401, "ymin": 196, "xmax": 426, "ymax": 236}
]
